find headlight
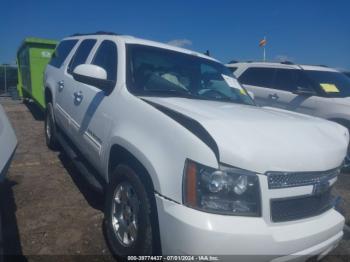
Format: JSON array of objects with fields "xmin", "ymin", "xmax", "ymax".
[{"xmin": 183, "ymin": 159, "xmax": 261, "ymax": 216}]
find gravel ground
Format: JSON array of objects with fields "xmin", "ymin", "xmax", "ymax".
[
  {"xmin": 0, "ymin": 98, "xmax": 114, "ymax": 261},
  {"xmin": 0, "ymin": 98, "xmax": 349, "ymax": 261}
]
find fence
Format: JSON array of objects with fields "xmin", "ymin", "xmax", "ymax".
[{"xmin": 0, "ymin": 65, "xmax": 18, "ymax": 96}]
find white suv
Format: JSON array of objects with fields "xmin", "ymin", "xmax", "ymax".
[
  {"xmin": 228, "ymin": 62, "xmax": 350, "ymax": 130},
  {"xmin": 44, "ymin": 33, "xmax": 348, "ymax": 261}
]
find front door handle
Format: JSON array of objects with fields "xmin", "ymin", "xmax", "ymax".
[
  {"xmin": 58, "ymin": 80, "xmax": 64, "ymax": 91},
  {"xmin": 73, "ymin": 91, "xmax": 83, "ymax": 103},
  {"xmin": 269, "ymin": 93, "xmax": 279, "ymax": 100}
]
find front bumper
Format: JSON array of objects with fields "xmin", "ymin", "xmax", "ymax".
[{"xmin": 156, "ymin": 194, "xmax": 343, "ymax": 261}]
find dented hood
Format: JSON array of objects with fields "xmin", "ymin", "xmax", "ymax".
[{"xmin": 143, "ymin": 97, "xmax": 349, "ymax": 173}]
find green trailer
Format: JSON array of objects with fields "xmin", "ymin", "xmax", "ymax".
[{"xmin": 17, "ymin": 37, "xmax": 57, "ymax": 109}]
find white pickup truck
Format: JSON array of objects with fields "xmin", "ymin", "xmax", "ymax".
[{"xmin": 44, "ymin": 32, "xmax": 349, "ymax": 261}]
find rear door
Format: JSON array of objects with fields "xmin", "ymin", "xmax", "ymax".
[
  {"xmin": 68, "ymin": 40, "xmax": 118, "ymax": 168},
  {"xmin": 50, "ymin": 39, "xmax": 78, "ymax": 132}
]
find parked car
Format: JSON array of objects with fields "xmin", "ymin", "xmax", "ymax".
[
  {"xmin": 0, "ymin": 102, "xmax": 17, "ymax": 261},
  {"xmin": 44, "ymin": 33, "xmax": 349, "ymax": 261},
  {"xmin": 0, "ymin": 103, "xmax": 17, "ymax": 182},
  {"xmin": 227, "ymin": 62, "xmax": 350, "ymax": 126}
]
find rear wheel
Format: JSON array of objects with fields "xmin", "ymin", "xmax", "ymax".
[
  {"xmin": 105, "ymin": 164, "xmax": 154, "ymax": 258},
  {"xmin": 45, "ymin": 102, "xmax": 58, "ymax": 150}
]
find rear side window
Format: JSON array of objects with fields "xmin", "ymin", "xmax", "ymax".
[
  {"xmin": 92, "ymin": 40, "xmax": 118, "ymax": 81},
  {"xmin": 239, "ymin": 67, "xmax": 275, "ymax": 88},
  {"xmin": 67, "ymin": 39, "xmax": 97, "ymax": 74},
  {"xmin": 49, "ymin": 40, "xmax": 78, "ymax": 68}
]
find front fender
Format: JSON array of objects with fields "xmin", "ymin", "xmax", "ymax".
[{"xmin": 102, "ymin": 92, "xmax": 218, "ymax": 203}]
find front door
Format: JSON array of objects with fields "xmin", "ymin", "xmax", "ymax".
[
  {"xmin": 266, "ymin": 68, "xmax": 318, "ymax": 116},
  {"xmin": 68, "ymin": 40, "xmax": 118, "ymax": 169}
]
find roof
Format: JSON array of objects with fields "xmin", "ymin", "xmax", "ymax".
[
  {"xmin": 21, "ymin": 37, "xmax": 58, "ymax": 46},
  {"xmin": 63, "ymin": 33, "xmax": 219, "ymax": 63},
  {"xmin": 69, "ymin": 31, "xmax": 122, "ymax": 37},
  {"xmin": 17, "ymin": 37, "xmax": 58, "ymax": 55},
  {"xmin": 226, "ymin": 61, "xmax": 339, "ymax": 72}
]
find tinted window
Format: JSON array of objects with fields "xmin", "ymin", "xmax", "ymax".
[
  {"xmin": 49, "ymin": 40, "xmax": 78, "ymax": 68},
  {"xmin": 126, "ymin": 44, "xmax": 254, "ymax": 106},
  {"xmin": 68, "ymin": 39, "xmax": 96, "ymax": 74},
  {"xmin": 273, "ymin": 69, "xmax": 304, "ymax": 92},
  {"xmin": 92, "ymin": 40, "xmax": 118, "ymax": 81},
  {"xmin": 304, "ymin": 70, "xmax": 350, "ymax": 98},
  {"xmin": 239, "ymin": 67, "xmax": 275, "ymax": 88}
]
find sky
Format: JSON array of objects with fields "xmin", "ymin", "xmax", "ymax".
[{"xmin": 0, "ymin": 0, "xmax": 349, "ymax": 69}]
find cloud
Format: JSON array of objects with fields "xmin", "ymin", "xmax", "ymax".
[
  {"xmin": 167, "ymin": 39, "xmax": 192, "ymax": 47},
  {"xmin": 275, "ymin": 55, "xmax": 294, "ymax": 62}
]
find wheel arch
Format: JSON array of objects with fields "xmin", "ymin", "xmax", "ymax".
[
  {"xmin": 107, "ymin": 143, "xmax": 162, "ymax": 253},
  {"xmin": 44, "ymin": 86, "xmax": 53, "ymax": 105}
]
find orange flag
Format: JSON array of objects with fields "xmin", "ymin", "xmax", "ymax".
[{"xmin": 259, "ymin": 39, "xmax": 267, "ymax": 47}]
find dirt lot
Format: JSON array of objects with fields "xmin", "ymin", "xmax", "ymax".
[
  {"xmin": 0, "ymin": 98, "xmax": 114, "ymax": 261},
  {"xmin": 0, "ymin": 97, "xmax": 350, "ymax": 261}
]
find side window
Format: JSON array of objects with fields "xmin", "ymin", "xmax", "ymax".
[
  {"xmin": 67, "ymin": 39, "xmax": 97, "ymax": 74},
  {"xmin": 49, "ymin": 40, "xmax": 78, "ymax": 68},
  {"xmin": 238, "ymin": 67, "xmax": 275, "ymax": 88},
  {"xmin": 274, "ymin": 69, "xmax": 315, "ymax": 92},
  {"xmin": 273, "ymin": 69, "xmax": 299, "ymax": 92},
  {"xmin": 297, "ymin": 72, "xmax": 315, "ymax": 91},
  {"xmin": 92, "ymin": 40, "xmax": 118, "ymax": 81}
]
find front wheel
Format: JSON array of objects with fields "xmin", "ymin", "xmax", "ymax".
[{"xmin": 105, "ymin": 164, "xmax": 154, "ymax": 257}]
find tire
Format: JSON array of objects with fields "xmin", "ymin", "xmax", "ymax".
[
  {"xmin": 105, "ymin": 164, "xmax": 154, "ymax": 258},
  {"xmin": 45, "ymin": 102, "xmax": 58, "ymax": 150}
]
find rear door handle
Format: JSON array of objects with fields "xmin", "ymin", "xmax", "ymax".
[
  {"xmin": 269, "ymin": 93, "xmax": 279, "ymax": 100},
  {"xmin": 58, "ymin": 80, "xmax": 64, "ymax": 91},
  {"xmin": 73, "ymin": 91, "xmax": 83, "ymax": 103}
]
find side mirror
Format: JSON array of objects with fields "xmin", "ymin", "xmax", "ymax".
[
  {"xmin": 293, "ymin": 87, "xmax": 316, "ymax": 96},
  {"xmin": 72, "ymin": 64, "xmax": 115, "ymax": 92}
]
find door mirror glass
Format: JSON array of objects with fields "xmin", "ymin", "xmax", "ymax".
[{"xmin": 72, "ymin": 64, "xmax": 115, "ymax": 92}]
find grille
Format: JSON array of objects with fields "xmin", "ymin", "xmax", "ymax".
[
  {"xmin": 270, "ymin": 190, "xmax": 334, "ymax": 222},
  {"xmin": 267, "ymin": 169, "xmax": 339, "ymax": 189}
]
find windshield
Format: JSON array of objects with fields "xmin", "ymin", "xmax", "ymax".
[
  {"xmin": 304, "ymin": 70, "xmax": 350, "ymax": 98},
  {"xmin": 126, "ymin": 44, "xmax": 254, "ymax": 105}
]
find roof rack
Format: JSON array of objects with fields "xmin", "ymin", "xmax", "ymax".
[
  {"xmin": 228, "ymin": 60, "xmax": 238, "ymax": 64},
  {"xmin": 280, "ymin": 61, "xmax": 294, "ymax": 65},
  {"xmin": 69, "ymin": 31, "xmax": 121, "ymax": 37}
]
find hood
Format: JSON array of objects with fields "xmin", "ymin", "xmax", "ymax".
[{"xmin": 143, "ymin": 97, "xmax": 349, "ymax": 173}]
